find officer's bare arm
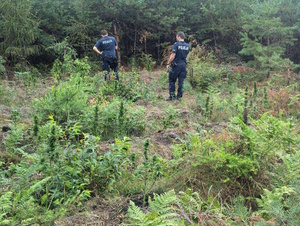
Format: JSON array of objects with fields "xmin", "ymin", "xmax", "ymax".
[
  {"xmin": 167, "ymin": 53, "xmax": 175, "ymax": 68},
  {"xmin": 93, "ymin": 46, "xmax": 103, "ymax": 55}
]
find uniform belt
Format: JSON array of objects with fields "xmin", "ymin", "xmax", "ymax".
[
  {"xmin": 174, "ymin": 62, "xmax": 186, "ymax": 66},
  {"xmin": 104, "ymin": 55, "xmax": 117, "ymax": 59}
]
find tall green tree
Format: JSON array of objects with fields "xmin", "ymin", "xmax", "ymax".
[
  {"xmin": 278, "ymin": 0, "xmax": 300, "ymax": 64},
  {"xmin": 0, "ymin": 0, "xmax": 41, "ymax": 63},
  {"xmin": 239, "ymin": 0, "xmax": 297, "ymax": 71}
]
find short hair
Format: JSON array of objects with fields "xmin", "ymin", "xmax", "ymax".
[
  {"xmin": 101, "ymin": 30, "xmax": 108, "ymax": 36},
  {"xmin": 177, "ymin": 32, "xmax": 185, "ymax": 39}
]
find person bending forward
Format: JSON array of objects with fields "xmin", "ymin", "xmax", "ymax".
[{"xmin": 93, "ymin": 29, "xmax": 119, "ymax": 81}]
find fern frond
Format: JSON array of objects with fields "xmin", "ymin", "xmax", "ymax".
[
  {"xmin": 0, "ymin": 191, "xmax": 13, "ymax": 216},
  {"xmin": 15, "ymin": 148, "xmax": 37, "ymax": 161},
  {"xmin": 149, "ymin": 190, "xmax": 177, "ymax": 214},
  {"xmin": 10, "ymin": 160, "xmax": 40, "ymax": 191},
  {"xmin": 126, "ymin": 200, "xmax": 149, "ymax": 225},
  {"xmin": 178, "ymin": 189, "xmax": 203, "ymax": 213},
  {"xmin": 27, "ymin": 176, "xmax": 51, "ymax": 196},
  {"xmin": 126, "ymin": 191, "xmax": 181, "ymax": 226},
  {"xmin": 149, "ymin": 190, "xmax": 181, "ymax": 225}
]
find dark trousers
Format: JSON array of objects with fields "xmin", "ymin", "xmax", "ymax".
[
  {"xmin": 169, "ymin": 63, "xmax": 187, "ymax": 99},
  {"xmin": 103, "ymin": 57, "xmax": 119, "ymax": 81}
]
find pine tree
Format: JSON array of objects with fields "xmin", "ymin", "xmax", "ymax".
[
  {"xmin": 239, "ymin": 0, "xmax": 296, "ymax": 71},
  {"xmin": 0, "ymin": 0, "xmax": 41, "ymax": 63}
]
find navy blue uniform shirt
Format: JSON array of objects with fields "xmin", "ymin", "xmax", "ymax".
[
  {"xmin": 172, "ymin": 41, "xmax": 190, "ymax": 64},
  {"xmin": 95, "ymin": 36, "xmax": 117, "ymax": 57}
]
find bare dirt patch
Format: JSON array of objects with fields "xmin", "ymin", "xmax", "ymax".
[{"xmin": 55, "ymin": 197, "xmax": 128, "ymax": 226}]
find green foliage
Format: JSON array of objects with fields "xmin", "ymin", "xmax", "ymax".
[
  {"xmin": 189, "ymin": 61, "xmax": 218, "ymax": 92},
  {"xmin": 205, "ymin": 96, "xmax": 213, "ymax": 118},
  {"xmin": 100, "ymin": 99, "xmax": 145, "ymax": 140},
  {"xmin": 46, "ymin": 125, "xmax": 57, "ymax": 165},
  {"xmin": 0, "ymin": 56, "xmax": 6, "ymax": 73},
  {"xmin": 34, "ymin": 75, "xmax": 89, "ymax": 125},
  {"xmin": 239, "ymin": 0, "xmax": 297, "ymax": 71},
  {"xmin": 256, "ymin": 186, "xmax": 299, "ymax": 225},
  {"xmin": 50, "ymin": 59, "xmax": 63, "ymax": 80},
  {"xmin": 162, "ymin": 106, "xmax": 180, "ymax": 129},
  {"xmin": 33, "ymin": 115, "xmax": 39, "ymax": 137},
  {"xmin": 137, "ymin": 139, "xmax": 163, "ymax": 206},
  {"xmin": 1, "ymin": 122, "xmax": 132, "ymax": 223},
  {"xmin": 252, "ymin": 128, "xmax": 300, "ymax": 225},
  {"xmin": 92, "ymin": 104, "xmax": 99, "ymax": 135},
  {"xmin": 126, "ymin": 190, "xmax": 180, "ymax": 225},
  {"xmin": 15, "ymin": 70, "xmax": 38, "ymax": 88},
  {"xmin": 0, "ymin": 6, "xmax": 299, "ymax": 223},
  {"xmin": 0, "ymin": 177, "xmax": 64, "ymax": 225},
  {"xmin": 253, "ymin": 81, "xmax": 257, "ymax": 97},
  {"xmin": 171, "ymin": 111, "xmax": 300, "ymax": 206},
  {"xmin": 263, "ymin": 87, "xmax": 268, "ymax": 108},
  {"xmin": 48, "ymin": 39, "xmax": 82, "ymax": 80},
  {"xmin": 105, "ymin": 72, "xmax": 142, "ymax": 101},
  {"xmin": 188, "ymin": 47, "xmax": 233, "ymax": 92},
  {"xmin": 140, "ymin": 53, "xmax": 156, "ymax": 72},
  {"xmin": 0, "ymin": 0, "xmax": 299, "ymax": 69},
  {"xmin": 0, "ymin": 0, "xmax": 41, "ymax": 63},
  {"xmin": 225, "ymin": 196, "xmax": 251, "ymax": 225},
  {"xmin": 3, "ymin": 126, "xmax": 23, "ymax": 154},
  {"xmin": 244, "ymin": 86, "xmax": 249, "ymax": 108},
  {"xmin": 95, "ymin": 137, "xmax": 132, "ymax": 192},
  {"xmin": 126, "ymin": 189, "xmax": 225, "ymax": 225},
  {"xmin": 73, "ymin": 57, "xmax": 91, "ymax": 76}
]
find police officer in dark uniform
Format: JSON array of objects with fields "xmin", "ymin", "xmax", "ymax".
[
  {"xmin": 166, "ymin": 32, "xmax": 190, "ymax": 100},
  {"xmin": 93, "ymin": 29, "xmax": 119, "ymax": 81}
]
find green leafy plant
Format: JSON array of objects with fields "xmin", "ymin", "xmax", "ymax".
[
  {"xmin": 256, "ymin": 186, "xmax": 299, "ymax": 225},
  {"xmin": 0, "ymin": 55, "xmax": 6, "ymax": 74},
  {"xmin": 126, "ymin": 189, "xmax": 226, "ymax": 225},
  {"xmin": 3, "ymin": 126, "xmax": 23, "ymax": 154},
  {"xmin": 162, "ymin": 106, "xmax": 180, "ymax": 129},
  {"xmin": 0, "ymin": 177, "xmax": 64, "ymax": 225},
  {"xmin": 100, "ymin": 99, "xmax": 145, "ymax": 140},
  {"xmin": 92, "ymin": 104, "xmax": 99, "ymax": 135},
  {"xmin": 34, "ymin": 75, "xmax": 89, "ymax": 125},
  {"xmin": 126, "ymin": 190, "xmax": 180, "ymax": 225},
  {"xmin": 140, "ymin": 53, "xmax": 156, "ymax": 72},
  {"xmin": 135, "ymin": 139, "xmax": 163, "ymax": 206}
]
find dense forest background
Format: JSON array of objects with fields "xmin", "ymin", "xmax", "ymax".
[{"xmin": 1, "ymin": 0, "xmax": 300, "ymax": 69}]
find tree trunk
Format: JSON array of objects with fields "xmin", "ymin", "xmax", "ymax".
[
  {"xmin": 113, "ymin": 19, "xmax": 121, "ymax": 67},
  {"xmin": 134, "ymin": 25, "xmax": 137, "ymax": 63},
  {"xmin": 157, "ymin": 35, "xmax": 160, "ymax": 62},
  {"xmin": 145, "ymin": 37, "xmax": 147, "ymax": 54}
]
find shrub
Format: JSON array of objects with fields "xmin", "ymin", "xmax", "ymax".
[
  {"xmin": 0, "ymin": 55, "xmax": 6, "ymax": 74},
  {"xmin": 126, "ymin": 189, "xmax": 226, "ymax": 225},
  {"xmin": 188, "ymin": 47, "xmax": 233, "ymax": 92},
  {"xmin": 139, "ymin": 53, "xmax": 156, "ymax": 72},
  {"xmin": 100, "ymin": 99, "xmax": 145, "ymax": 140},
  {"xmin": 34, "ymin": 76, "xmax": 89, "ymax": 125}
]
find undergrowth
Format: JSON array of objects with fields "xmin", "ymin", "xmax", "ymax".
[{"xmin": 1, "ymin": 47, "xmax": 299, "ymax": 225}]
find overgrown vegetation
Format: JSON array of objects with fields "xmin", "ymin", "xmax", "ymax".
[
  {"xmin": 1, "ymin": 0, "xmax": 300, "ymax": 225},
  {"xmin": 1, "ymin": 45, "xmax": 299, "ymax": 224}
]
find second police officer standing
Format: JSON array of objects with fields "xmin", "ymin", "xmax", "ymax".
[{"xmin": 166, "ymin": 32, "xmax": 190, "ymax": 101}]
